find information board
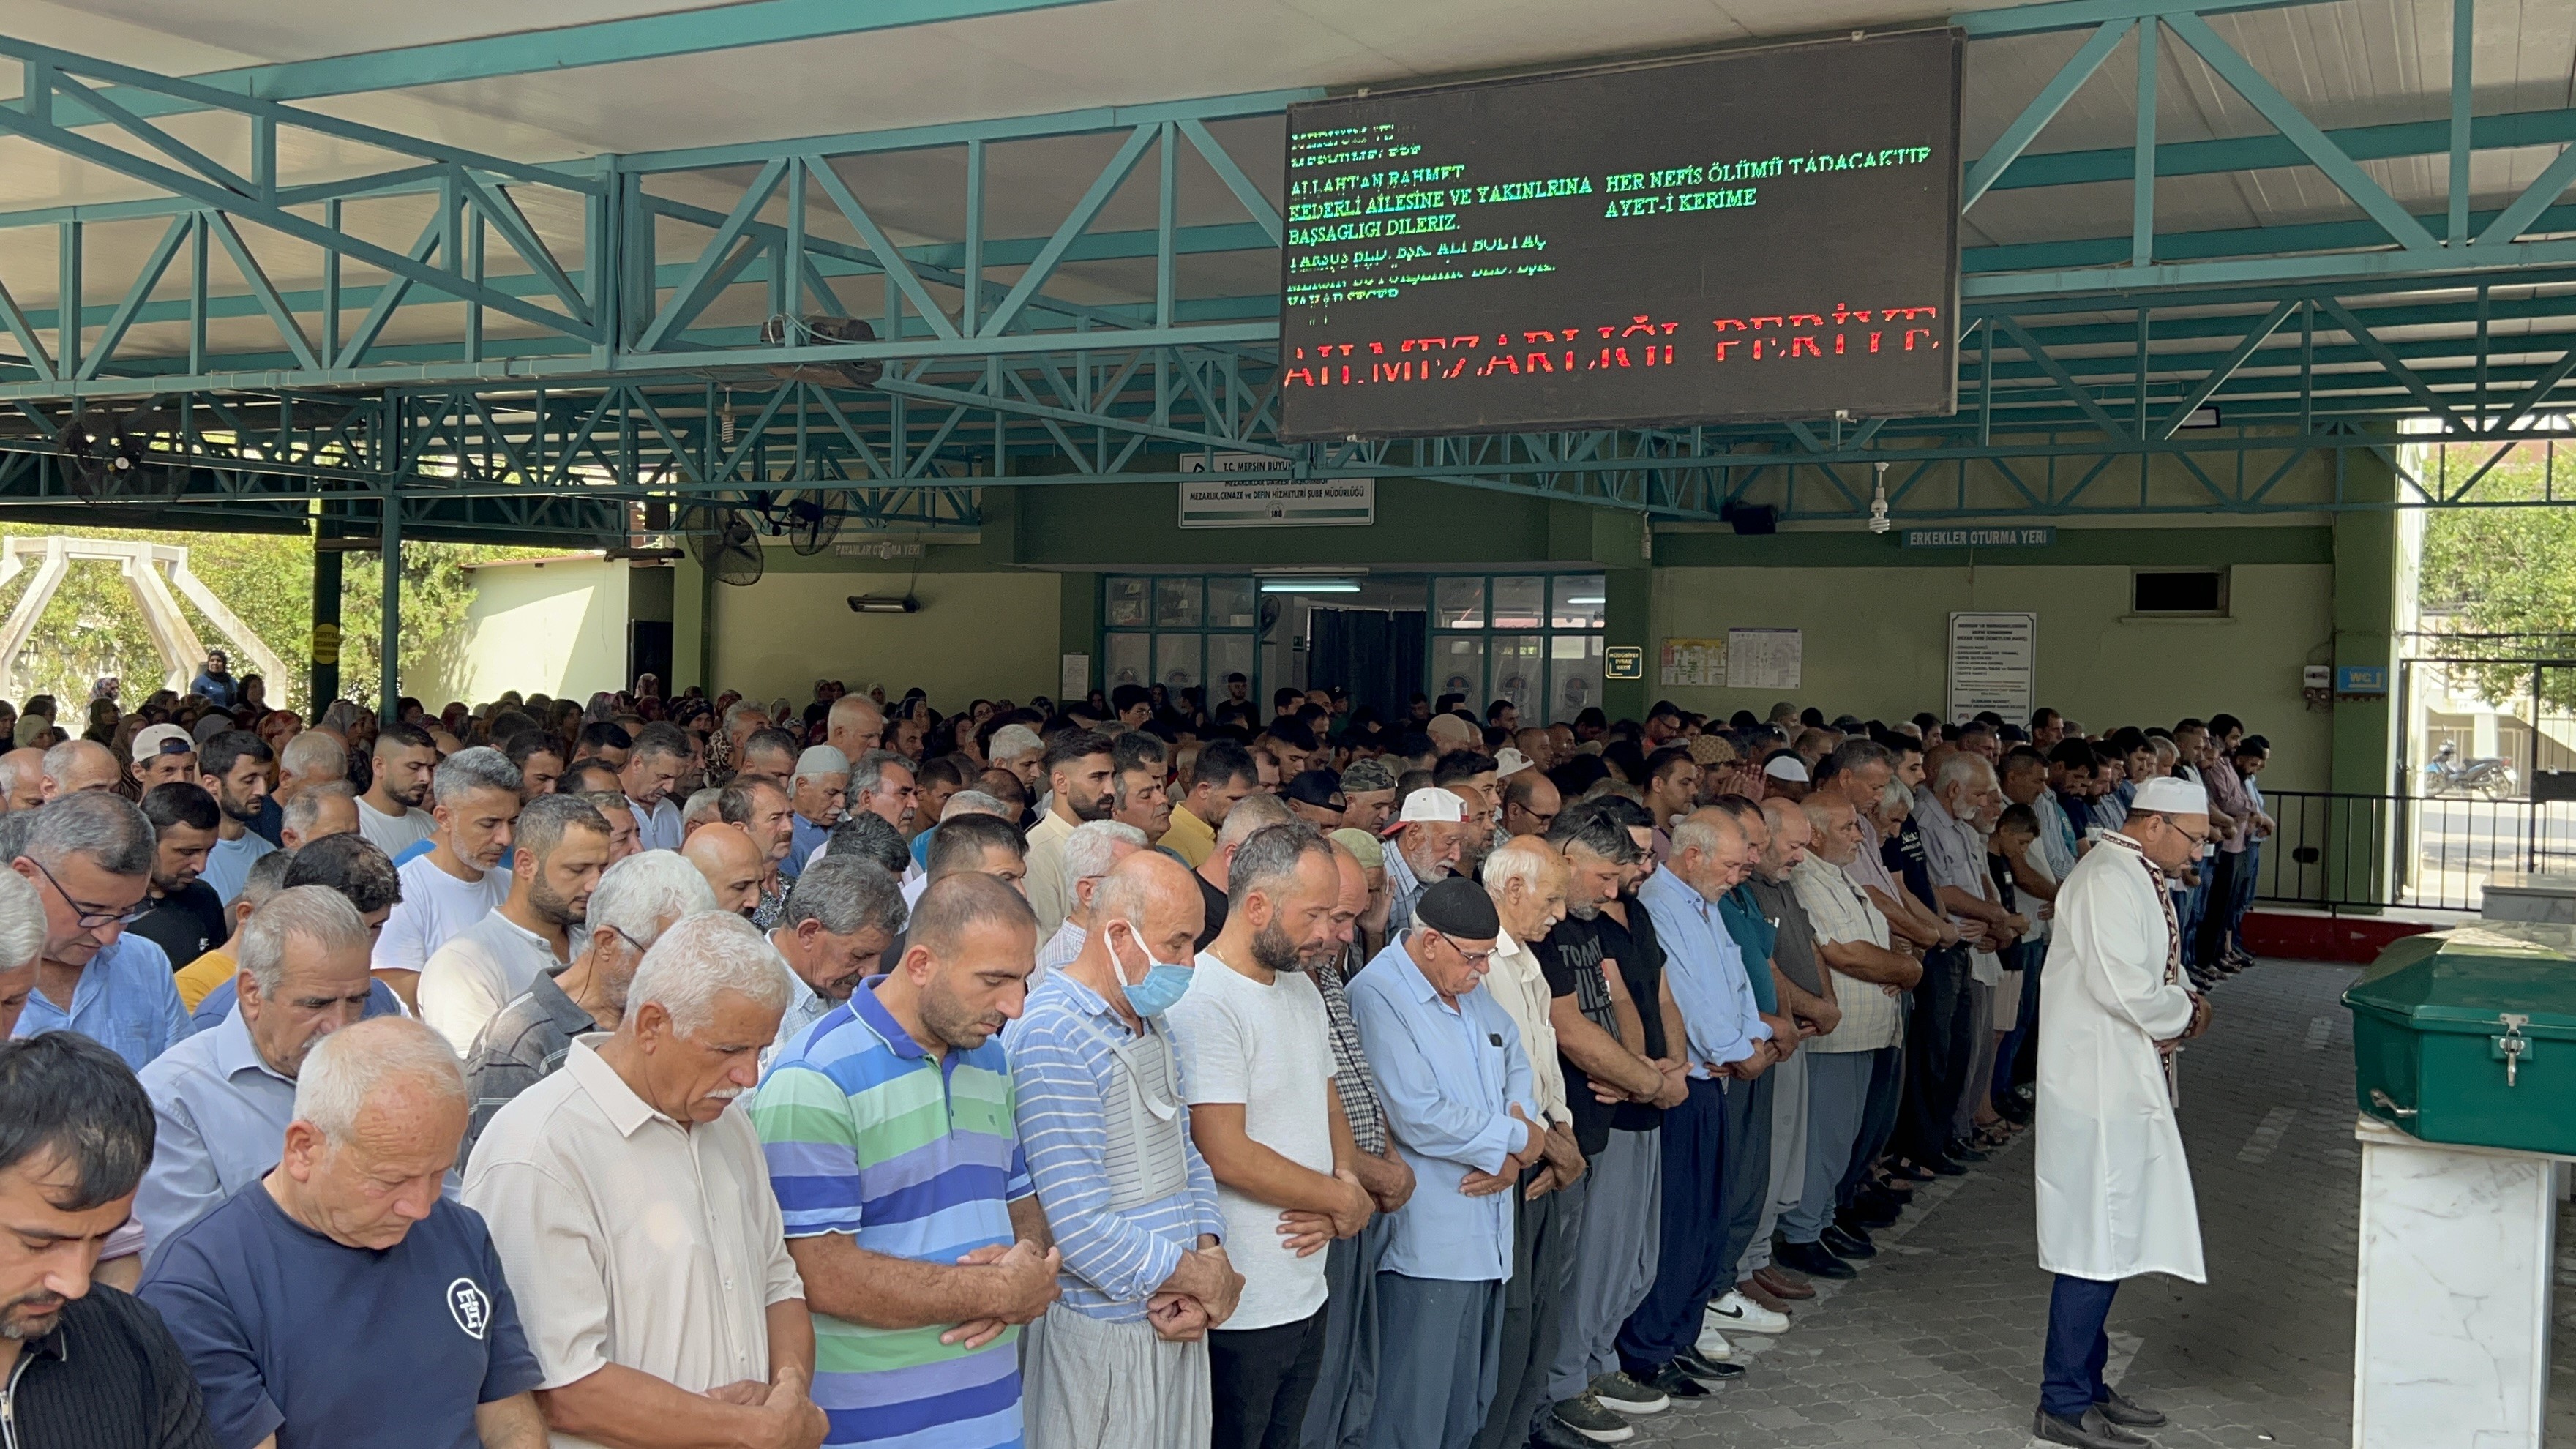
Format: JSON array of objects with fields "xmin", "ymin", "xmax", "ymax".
[
  {"xmin": 1278, "ymin": 30, "xmax": 1962, "ymax": 439},
  {"xmin": 1947, "ymin": 612, "xmax": 2036, "ymax": 722},
  {"xmin": 1178, "ymin": 452, "xmax": 1375, "ymax": 528},
  {"xmin": 1727, "ymin": 628, "xmax": 1802, "ymax": 691}
]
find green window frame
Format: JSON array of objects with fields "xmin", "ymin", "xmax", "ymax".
[
  {"xmin": 1100, "ymin": 575, "xmax": 1261, "ymax": 711},
  {"xmin": 1430, "ymin": 572, "xmax": 1606, "ymax": 724}
]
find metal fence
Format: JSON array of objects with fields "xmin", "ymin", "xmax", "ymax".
[{"xmin": 2254, "ymin": 790, "xmax": 2576, "ymax": 913}]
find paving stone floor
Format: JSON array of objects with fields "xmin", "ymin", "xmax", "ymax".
[{"xmin": 1609, "ymin": 958, "xmax": 2572, "ymax": 1449}]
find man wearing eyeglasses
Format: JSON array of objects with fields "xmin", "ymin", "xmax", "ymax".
[
  {"xmin": 2028, "ymin": 776, "xmax": 2214, "ymax": 1449},
  {"xmin": 1344, "ymin": 877, "xmax": 1540, "ymax": 1449},
  {"xmin": 8, "ymin": 791, "xmax": 194, "ymax": 1071}
]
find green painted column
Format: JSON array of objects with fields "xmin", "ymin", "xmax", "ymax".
[
  {"xmin": 671, "ymin": 554, "xmax": 710, "ymax": 694},
  {"xmin": 309, "ymin": 511, "xmax": 342, "ymax": 710},
  {"xmin": 2330, "ymin": 446, "xmax": 2401, "ymax": 907},
  {"xmin": 1603, "ymin": 567, "xmax": 1652, "ymax": 722}
]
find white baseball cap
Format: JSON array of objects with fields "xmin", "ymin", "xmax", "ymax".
[
  {"xmin": 132, "ymin": 724, "xmax": 195, "ymax": 761},
  {"xmin": 1381, "ymin": 786, "xmax": 1467, "ymax": 837},
  {"xmin": 1493, "ymin": 746, "xmax": 1534, "ymax": 778}
]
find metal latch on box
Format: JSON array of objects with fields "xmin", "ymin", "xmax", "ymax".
[{"xmin": 2493, "ymin": 1014, "xmax": 2534, "ymax": 1087}]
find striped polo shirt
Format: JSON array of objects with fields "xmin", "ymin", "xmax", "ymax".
[{"xmin": 752, "ymin": 978, "xmax": 1033, "ymax": 1449}]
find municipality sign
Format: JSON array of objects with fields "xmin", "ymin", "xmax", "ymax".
[{"xmin": 1179, "ymin": 452, "xmax": 1374, "ymax": 529}]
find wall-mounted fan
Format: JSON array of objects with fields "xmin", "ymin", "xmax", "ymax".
[
  {"xmin": 785, "ymin": 495, "xmax": 842, "ymax": 555},
  {"xmin": 58, "ymin": 405, "xmax": 184, "ymax": 501},
  {"xmin": 684, "ymin": 503, "xmax": 765, "ymax": 587}
]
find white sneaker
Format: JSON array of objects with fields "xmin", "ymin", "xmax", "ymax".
[
  {"xmin": 1708, "ymin": 1289, "xmax": 1790, "ymax": 1335},
  {"xmin": 1693, "ymin": 1322, "xmax": 1735, "ymax": 1360}
]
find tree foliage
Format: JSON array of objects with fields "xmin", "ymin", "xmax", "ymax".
[
  {"xmin": 2417, "ymin": 442, "xmax": 2576, "ymax": 708},
  {"xmin": 0, "ymin": 520, "xmax": 552, "ymax": 714}
]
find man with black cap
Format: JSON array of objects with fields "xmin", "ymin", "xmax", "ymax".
[
  {"xmin": 1285, "ymin": 771, "xmax": 1347, "ymax": 831},
  {"xmin": 1346, "ymin": 877, "xmax": 1541, "ymax": 1449}
]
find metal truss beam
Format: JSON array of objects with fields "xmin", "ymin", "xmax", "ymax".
[{"xmin": 0, "ymin": 0, "xmax": 2567, "ymax": 536}]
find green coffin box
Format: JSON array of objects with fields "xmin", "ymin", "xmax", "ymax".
[{"xmin": 2344, "ymin": 922, "xmax": 2576, "ymax": 1155}]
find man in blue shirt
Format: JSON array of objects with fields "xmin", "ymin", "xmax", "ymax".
[
  {"xmin": 140, "ymin": 1015, "xmax": 547, "ymax": 1449},
  {"xmin": 1347, "ymin": 877, "xmax": 1540, "ymax": 1449},
  {"xmin": 137, "ymin": 887, "xmax": 376, "ymax": 1264},
  {"xmin": 1618, "ymin": 808, "xmax": 1775, "ymax": 1400},
  {"xmin": 10, "ymin": 790, "xmax": 194, "ymax": 1070}
]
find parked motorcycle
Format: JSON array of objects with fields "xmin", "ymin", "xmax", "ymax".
[{"xmin": 2422, "ymin": 741, "xmax": 2520, "ymax": 799}]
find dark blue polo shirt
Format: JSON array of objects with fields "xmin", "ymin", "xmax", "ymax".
[{"xmin": 138, "ymin": 1185, "xmax": 541, "ymax": 1449}]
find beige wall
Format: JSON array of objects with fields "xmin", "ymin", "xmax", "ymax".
[
  {"xmin": 1650, "ymin": 561, "xmax": 2335, "ymax": 791},
  {"xmin": 411, "ymin": 556, "xmax": 630, "ymax": 709},
  {"xmin": 706, "ymin": 569, "xmax": 1063, "ymax": 708}
]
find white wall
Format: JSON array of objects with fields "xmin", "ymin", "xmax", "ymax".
[
  {"xmin": 1650, "ymin": 561, "xmax": 2336, "ymax": 790},
  {"xmin": 707, "ymin": 569, "xmax": 1062, "ymax": 708},
  {"xmin": 409, "ymin": 556, "xmax": 631, "ymax": 708}
]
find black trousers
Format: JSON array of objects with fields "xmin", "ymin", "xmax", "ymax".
[
  {"xmin": 1212, "ymin": 1308, "xmax": 1331, "ymax": 1449},
  {"xmin": 1898, "ymin": 946, "xmax": 1974, "ymax": 1164},
  {"xmin": 1835, "ymin": 1043, "xmax": 1906, "ymax": 1210},
  {"xmin": 2192, "ymin": 848, "xmax": 2241, "ymax": 968},
  {"xmin": 1471, "ymin": 1166, "xmax": 1576, "ymax": 1449}
]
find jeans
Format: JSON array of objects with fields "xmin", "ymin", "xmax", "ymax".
[
  {"xmin": 1899, "ymin": 946, "xmax": 1973, "ymax": 1164},
  {"xmin": 2040, "ymin": 1274, "xmax": 2122, "ymax": 1418}
]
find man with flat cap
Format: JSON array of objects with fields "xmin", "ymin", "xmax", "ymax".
[
  {"xmin": 1345, "ymin": 877, "xmax": 1541, "ymax": 1449},
  {"xmin": 2030, "ymin": 775, "xmax": 2214, "ymax": 1449}
]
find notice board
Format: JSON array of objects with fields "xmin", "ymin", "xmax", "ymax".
[
  {"xmin": 1947, "ymin": 612, "xmax": 2035, "ymax": 722},
  {"xmin": 1278, "ymin": 29, "xmax": 1963, "ymax": 438}
]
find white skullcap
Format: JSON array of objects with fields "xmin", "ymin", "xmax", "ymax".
[
  {"xmin": 1762, "ymin": 755, "xmax": 1811, "ymax": 783},
  {"xmin": 793, "ymin": 745, "xmax": 850, "ymax": 781},
  {"xmin": 2132, "ymin": 776, "xmax": 2208, "ymax": 814}
]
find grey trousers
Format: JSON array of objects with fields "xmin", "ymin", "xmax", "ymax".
[
  {"xmin": 1366, "ymin": 1274, "xmax": 1506, "ymax": 1449},
  {"xmin": 1024, "ymin": 1299, "xmax": 1213, "ymax": 1449},
  {"xmin": 1543, "ymin": 1127, "xmax": 1660, "ymax": 1405},
  {"xmin": 1736, "ymin": 1046, "xmax": 1808, "ymax": 1279},
  {"xmin": 1472, "ymin": 1168, "xmax": 1581, "ymax": 1449},
  {"xmin": 1299, "ymin": 1214, "xmax": 1393, "ymax": 1449},
  {"xmin": 1951, "ymin": 976, "xmax": 1998, "ymax": 1138},
  {"xmin": 1782, "ymin": 1049, "xmax": 1877, "ymax": 1244}
]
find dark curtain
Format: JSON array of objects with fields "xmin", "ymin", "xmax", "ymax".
[{"xmin": 1308, "ymin": 609, "xmax": 1426, "ymax": 721}]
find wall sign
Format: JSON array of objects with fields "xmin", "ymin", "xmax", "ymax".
[
  {"xmin": 1904, "ymin": 526, "xmax": 2054, "ymax": 548},
  {"xmin": 1604, "ymin": 645, "xmax": 1644, "ymax": 681},
  {"xmin": 1179, "ymin": 452, "xmax": 1375, "ymax": 528},
  {"xmin": 1947, "ymin": 612, "xmax": 2037, "ymax": 721},
  {"xmin": 2334, "ymin": 664, "xmax": 2389, "ymax": 695},
  {"xmin": 1660, "ymin": 637, "xmax": 1725, "ymax": 686},
  {"xmin": 1726, "ymin": 628, "xmax": 1802, "ymax": 690},
  {"xmin": 1060, "ymin": 654, "xmax": 1092, "ymax": 698}
]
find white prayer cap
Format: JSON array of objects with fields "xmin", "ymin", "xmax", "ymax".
[
  {"xmin": 2132, "ymin": 776, "xmax": 2208, "ymax": 814},
  {"xmin": 1762, "ymin": 755, "xmax": 1811, "ymax": 783}
]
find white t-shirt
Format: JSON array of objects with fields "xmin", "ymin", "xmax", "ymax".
[
  {"xmin": 356, "ymin": 797, "xmax": 435, "ymax": 860},
  {"xmin": 372, "ymin": 854, "xmax": 513, "ymax": 976},
  {"xmin": 417, "ymin": 908, "xmax": 560, "ymax": 1054},
  {"xmin": 1164, "ymin": 952, "xmax": 1338, "ymax": 1330}
]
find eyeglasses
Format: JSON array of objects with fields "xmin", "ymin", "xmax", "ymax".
[
  {"xmin": 1429, "ymin": 932, "xmax": 1497, "ymax": 967},
  {"xmin": 24, "ymin": 856, "xmax": 146, "ymax": 929}
]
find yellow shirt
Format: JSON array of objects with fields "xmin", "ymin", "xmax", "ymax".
[
  {"xmin": 1159, "ymin": 804, "xmax": 1217, "ymax": 869},
  {"xmin": 173, "ymin": 948, "xmax": 238, "ymax": 1012}
]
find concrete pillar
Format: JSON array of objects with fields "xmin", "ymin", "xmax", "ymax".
[
  {"xmin": 310, "ymin": 512, "xmax": 342, "ymax": 708},
  {"xmin": 1057, "ymin": 572, "xmax": 1098, "ymax": 702},
  {"xmin": 2331, "ymin": 446, "xmax": 2402, "ymax": 906},
  {"xmin": 670, "ymin": 554, "xmax": 709, "ymax": 694}
]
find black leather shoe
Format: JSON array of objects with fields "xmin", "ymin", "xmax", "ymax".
[
  {"xmin": 1945, "ymin": 1141, "xmax": 1991, "ymax": 1164},
  {"xmin": 1671, "ymin": 1347, "xmax": 1744, "ymax": 1382},
  {"xmin": 2093, "ymin": 1386, "xmax": 2166, "ymax": 1428},
  {"xmin": 1835, "ymin": 1207, "xmax": 1889, "ymax": 1239},
  {"xmin": 1922, "ymin": 1153, "xmax": 1967, "ymax": 1177},
  {"xmin": 1856, "ymin": 1185, "xmax": 1910, "ymax": 1213},
  {"xmin": 1773, "ymin": 1238, "xmax": 1857, "ymax": 1279},
  {"xmin": 2033, "ymin": 1406, "xmax": 2149, "ymax": 1448},
  {"xmin": 1641, "ymin": 1363, "xmax": 1711, "ymax": 1399},
  {"xmin": 1819, "ymin": 1223, "xmax": 1877, "ymax": 1260}
]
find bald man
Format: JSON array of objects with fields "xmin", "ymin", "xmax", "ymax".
[
  {"xmin": 682, "ymin": 822, "xmax": 767, "ymax": 918},
  {"xmin": 41, "ymin": 739, "xmax": 121, "ymax": 799},
  {"xmin": 826, "ymin": 695, "xmax": 886, "ymax": 765},
  {"xmin": 0, "ymin": 748, "xmax": 45, "ymax": 812}
]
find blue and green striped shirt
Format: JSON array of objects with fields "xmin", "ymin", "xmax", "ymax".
[{"xmin": 752, "ymin": 979, "xmax": 1033, "ymax": 1449}]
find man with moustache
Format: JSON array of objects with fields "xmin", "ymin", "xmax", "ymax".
[{"xmin": 1027, "ymin": 731, "xmax": 1118, "ymax": 937}]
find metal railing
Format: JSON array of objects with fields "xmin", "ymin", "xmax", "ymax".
[{"xmin": 2255, "ymin": 790, "xmax": 2576, "ymax": 913}]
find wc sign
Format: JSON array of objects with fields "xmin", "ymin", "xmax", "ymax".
[{"xmin": 1179, "ymin": 453, "xmax": 1375, "ymax": 529}]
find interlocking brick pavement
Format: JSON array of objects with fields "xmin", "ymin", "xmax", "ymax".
[{"xmin": 1599, "ymin": 959, "xmax": 2544, "ymax": 1449}]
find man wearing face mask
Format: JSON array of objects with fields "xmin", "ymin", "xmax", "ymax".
[
  {"xmin": 470, "ymin": 912, "xmax": 828, "ymax": 1449},
  {"xmin": 2027, "ymin": 778, "xmax": 2213, "ymax": 1449},
  {"xmin": 1013, "ymin": 851, "xmax": 1244, "ymax": 1448}
]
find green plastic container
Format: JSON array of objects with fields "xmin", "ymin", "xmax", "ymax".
[{"xmin": 2344, "ymin": 922, "xmax": 2576, "ymax": 1155}]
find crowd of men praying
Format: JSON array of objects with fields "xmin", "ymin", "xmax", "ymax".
[{"xmin": 0, "ymin": 664, "xmax": 2277, "ymax": 1449}]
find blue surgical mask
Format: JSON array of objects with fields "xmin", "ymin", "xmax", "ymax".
[{"xmin": 1109, "ymin": 924, "xmax": 1194, "ymax": 1017}]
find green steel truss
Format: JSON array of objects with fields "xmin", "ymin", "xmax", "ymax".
[{"xmin": 0, "ymin": 0, "xmax": 2568, "ymax": 534}]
